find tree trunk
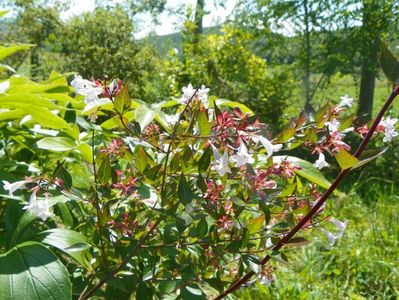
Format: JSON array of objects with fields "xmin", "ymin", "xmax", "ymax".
[
  {"xmin": 303, "ymin": 0, "xmax": 313, "ymax": 113},
  {"xmin": 193, "ymin": 0, "xmax": 205, "ymax": 46},
  {"xmin": 357, "ymin": 0, "xmax": 380, "ymax": 123}
]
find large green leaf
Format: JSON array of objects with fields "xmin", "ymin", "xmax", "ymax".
[
  {"xmin": 335, "ymin": 149, "xmax": 359, "ymax": 170},
  {"xmin": 0, "ymin": 241, "xmax": 72, "ymax": 300},
  {"xmin": 34, "ymin": 229, "xmax": 92, "ymax": 269},
  {"xmin": 37, "ymin": 137, "xmax": 76, "ymax": 152},
  {"xmin": 215, "ymin": 99, "xmax": 254, "ymax": 115},
  {"xmin": 274, "ymin": 156, "xmax": 331, "ymax": 189},
  {"xmin": 135, "ymin": 104, "xmax": 158, "ymax": 130},
  {"xmin": 0, "ymin": 44, "xmax": 34, "ymax": 61}
]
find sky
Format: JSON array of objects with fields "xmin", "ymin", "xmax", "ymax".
[{"xmin": 62, "ymin": 0, "xmax": 237, "ymax": 38}]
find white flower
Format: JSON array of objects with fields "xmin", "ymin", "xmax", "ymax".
[
  {"xmin": 337, "ymin": 94, "xmax": 353, "ymax": 108},
  {"xmin": 211, "ymin": 145, "xmax": 231, "ymax": 176},
  {"xmin": 23, "ymin": 191, "xmax": 54, "ymax": 221},
  {"xmin": 181, "ymin": 83, "xmax": 196, "ymax": 103},
  {"xmin": 325, "ymin": 118, "xmax": 340, "ymax": 133},
  {"xmin": 330, "ymin": 218, "xmax": 349, "ymax": 239},
  {"xmin": 70, "ymin": 75, "xmax": 110, "ymax": 112},
  {"xmin": 180, "ymin": 83, "xmax": 210, "ymax": 104},
  {"xmin": 253, "ymin": 135, "xmax": 282, "ymax": 159},
  {"xmin": 231, "ymin": 141, "xmax": 254, "ymax": 167},
  {"xmin": 380, "ymin": 116, "xmax": 398, "ymax": 142},
  {"xmin": 320, "ymin": 228, "xmax": 337, "ymax": 249},
  {"xmin": 313, "ymin": 152, "xmax": 329, "ymax": 169},
  {"xmin": 2, "ymin": 180, "xmax": 27, "ymax": 195},
  {"xmin": 164, "ymin": 113, "xmax": 180, "ymax": 125},
  {"xmin": 258, "ymin": 271, "xmax": 275, "ymax": 286},
  {"xmin": 197, "ymin": 85, "xmax": 210, "ymax": 102},
  {"xmin": 320, "ymin": 218, "xmax": 348, "ymax": 249}
]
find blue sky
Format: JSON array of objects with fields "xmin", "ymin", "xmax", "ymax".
[{"xmin": 63, "ymin": 0, "xmax": 236, "ymax": 38}]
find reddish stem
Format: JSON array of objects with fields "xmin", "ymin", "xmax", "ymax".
[{"xmin": 214, "ymin": 87, "xmax": 399, "ymax": 300}]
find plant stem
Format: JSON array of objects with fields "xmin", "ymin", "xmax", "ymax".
[
  {"xmin": 214, "ymin": 87, "xmax": 399, "ymax": 300},
  {"xmin": 78, "ymin": 219, "xmax": 161, "ymax": 300}
]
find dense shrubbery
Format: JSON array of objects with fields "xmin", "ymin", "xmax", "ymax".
[{"xmin": 1, "ymin": 35, "xmax": 399, "ymax": 299}]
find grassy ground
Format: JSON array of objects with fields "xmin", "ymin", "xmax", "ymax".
[
  {"xmin": 284, "ymin": 73, "xmax": 396, "ymax": 117},
  {"xmin": 240, "ymin": 192, "xmax": 399, "ymax": 299}
]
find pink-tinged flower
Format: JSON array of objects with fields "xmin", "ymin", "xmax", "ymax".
[
  {"xmin": 328, "ymin": 132, "xmax": 351, "ymax": 152},
  {"xmin": 211, "ymin": 145, "xmax": 230, "ymax": 176},
  {"xmin": 337, "ymin": 94, "xmax": 354, "ymax": 108},
  {"xmin": 218, "ymin": 215, "xmax": 234, "ymax": 231},
  {"xmin": 2, "ymin": 179, "xmax": 28, "ymax": 195},
  {"xmin": 23, "ymin": 190, "xmax": 54, "ymax": 221},
  {"xmin": 379, "ymin": 116, "xmax": 398, "ymax": 142},
  {"xmin": 231, "ymin": 140, "xmax": 254, "ymax": 167},
  {"xmin": 251, "ymin": 170, "xmax": 277, "ymax": 190},
  {"xmin": 274, "ymin": 159, "xmax": 301, "ymax": 179},
  {"xmin": 313, "ymin": 152, "xmax": 329, "ymax": 169},
  {"xmin": 258, "ymin": 268, "xmax": 275, "ymax": 286},
  {"xmin": 101, "ymin": 139, "xmax": 127, "ymax": 156},
  {"xmin": 204, "ymin": 180, "xmax": 223, "ymax": 205}
]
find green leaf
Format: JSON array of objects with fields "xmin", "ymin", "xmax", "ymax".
[
  {"xmin": 274, "ymin": 156, "xmax": 331, "ymax": 189},
  {"xmin": 352, "ymin": 148, "xmax": 387, "ymax": 170},
  {"xmin": 0, "ymin": 241, "xmax": 72, "ymax": 300},
  {"xmin": 34, "ymin": 229, "xmax": 92, "ymax": 269},
  {"xmin": 198, "ymin": 148, "xmax": 212, "ymax": 174},
  {"xmin": 0, "ymin": 10, "xmax": 9, "ymax": 17},
  {"xmin": 9, "ymin": 211, "xmax": 37, "ymax": 248},
  {"xmin": 0, "ymin": 44, "xmax": 34, "ymax": 61},
  {"xmin": 37, "ymin": 137, "xmax": 76, "ymax": 152},
  {"xmin": 215, "ymin": 99, "xmax": 254, "ymax": 115},
  {"xmin": 135, "ymin": 104, "xmax": 158, "ymax": 130},
  {"xmin": 247, "ymin": 214, "xmax": 265, "ymax": 234},
  {"xmin": 76, "ymin": 143, "xmax": 93, "ymax": 163},
  {"xmin": 335, "ymin": 149, "xmax": 359, "ymax": 170},
  {"xmin": 135, "ymin": 146, "xmax": 148, "ymax": 173},
  {"xmin": 180, "ymin": 285, "xmax": 206, "ymax": 300},
  {"xmin": 97, "ymin": 156, "xmax": 112, "ymax": 184},
  {"xmin": 178, "ymin": 174, "xmax": 194, "ymax": 205},
  {"xmin": 275, "ymin": 128, "xmax": 296, "ymax": 143},
  {"xmin": 380, "ymin": 42, "xmax": 399, "ymax": 84},
  {"xmin": 197, "ymin": 109, "xmax": 211, "ymax": 136},
  {"xmin": 53, "ymin": 162, "xmax": 73, "ymax": 189},
  {"xmin": 114, "ymin": 84, "xmax": 131, "ymax": 114}
]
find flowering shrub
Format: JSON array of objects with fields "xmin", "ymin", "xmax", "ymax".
[{"xmin": 1, "ymin": 43, "xmax": 399, "ymax": 299}]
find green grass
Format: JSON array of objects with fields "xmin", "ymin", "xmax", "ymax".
[
  {"xmin": 284, "ymin": 73, "xmax": 396, "ymax": 117},
  {"xmin": 240, "ymin": 192, "xmax": 399, "ymax": 299}
]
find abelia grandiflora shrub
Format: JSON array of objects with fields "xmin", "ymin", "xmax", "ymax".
[{"xmin": 4, "ymin": 71, "xmax": 398, "ymax": 299}]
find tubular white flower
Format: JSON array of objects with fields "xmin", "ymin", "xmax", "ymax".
[
  {"xmin": 70, "ymin": 75, "xmax": 110, "ymax": 112},
  {"xmin": 313, "ymin": 152, "xmax": 329, "ymax": 169},
  {"xmin": 380, "ymin": 117, "xmax": 398, "ymax": 142},
  {"xmin": 211, "ymin": 145, "xmax": 231, "ymax": 176},
  {"xmin": 23, "ymin": 191, "xmax": 54, "ymax": 221},
  {"xmin": 329, "ymin": 218, "xmax": 349, "ymax": 239},
  {"xmin": 320, "ymin": 228, "xmax": 337, "ymax": 249},
  {"xmin": 253, "ymin": 135, "xmax": 282, "ymax": 159},
  {"xmin": 231, "ymin": 141, "xmax": 254, "ymax": 167},
  {"xmin": 2, "ymin": 180, "xmax": 27, "ymax": 195},
  {"xmin": 337, "ymin": 94, "xmax": 354, "ymax": 108}
]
